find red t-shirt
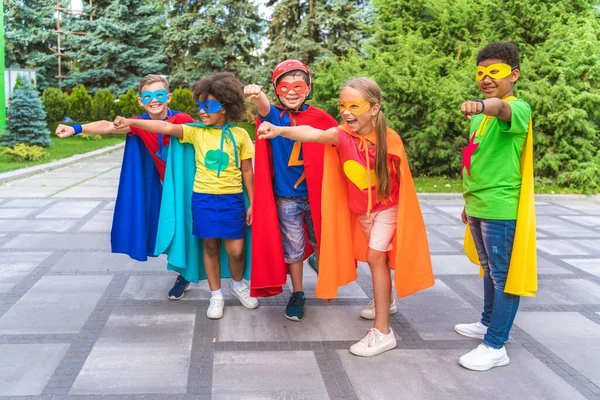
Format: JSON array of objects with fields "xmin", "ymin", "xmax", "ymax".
[
  {"xmin": 336, "ymin": 129, "xmax": 400, "ymax": 215},
  {"xmin": 129, "ymin": 112, "xmax": 195, "ymax": 180}
]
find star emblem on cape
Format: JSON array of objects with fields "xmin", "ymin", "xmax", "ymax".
[{"xmin": 461, "ymin": 132, "xmax": 479, "ymax": 177}]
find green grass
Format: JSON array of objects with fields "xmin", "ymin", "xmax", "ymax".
[
  {"xmin": 238, "ymin": 121, "xmax": 256, "ymax": 140},
  {"xmin": 0, "ymin": 135, "xmax": 125, "ymax": 173},
  {"xmin": 413, "ymin": 176, "xmax": 594, "ymax": 194}
]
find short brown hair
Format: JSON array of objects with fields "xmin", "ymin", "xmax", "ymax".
[
  {"xmin": 190, "ymin": 72, "xmax": 246, "ymax": 122},
  {"xmin": 138, "ymin": 74, "xmax": 169, "ymax": 93}
]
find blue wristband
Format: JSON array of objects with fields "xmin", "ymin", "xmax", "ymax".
[{"xmin": 72, "ymin": 124, "xmax": 83, "ymax": 136}]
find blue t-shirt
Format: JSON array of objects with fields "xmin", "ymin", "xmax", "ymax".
[{"xmin": 259, "ymin": 104, "xmax": 308, "ymax": 196}]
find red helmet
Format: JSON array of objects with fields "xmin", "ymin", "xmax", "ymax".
[{"xmin": 272, "ymin": 59, "xmax": 312, "ymax": 86}]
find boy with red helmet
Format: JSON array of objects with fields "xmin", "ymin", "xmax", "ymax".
[{"xmin": 245, "ymin": 60, "xmax": 337, "ymax": 321}]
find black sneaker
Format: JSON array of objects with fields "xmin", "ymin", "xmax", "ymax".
[
  {"xmin": 285, "ymin": 291, "xmax": 306, "ymax": 321},
  {"xmin": 168, "ymin": 275, "xmax": 191, "ymax": 300},
  {"xmin": 308, "ymin": 254, "xmax": 318, "ymax": 274}
]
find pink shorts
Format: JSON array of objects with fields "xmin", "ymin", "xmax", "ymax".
[{"xmin": 356, "ymin": 205, "xmax": 398, "ymax": 252}]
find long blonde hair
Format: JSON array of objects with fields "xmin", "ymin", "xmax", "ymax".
[{"xmin": 341, "ymin": 77, "xmax": 390, "ymax": 201}]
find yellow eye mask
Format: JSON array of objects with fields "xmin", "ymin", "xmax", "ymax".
[
  {"xmin": 475, "ymin": 63, "xmax": 514, "ymax": 81},
  {"xmin": 339, "ymin": 99, "xmax": 372, "ymax": 115}
]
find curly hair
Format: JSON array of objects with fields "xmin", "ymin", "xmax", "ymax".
[
  {"xmin": 476, "ymin": 42, "xmax": 520, "ymax": 68},
  {"xmin": 190, "ymin": 72, "xmax": 246, "ymax": 122}
]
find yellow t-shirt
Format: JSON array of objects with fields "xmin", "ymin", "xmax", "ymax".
[{"xmin": 181, "ymin": 125, "xmax": 255, "ymax": 194}]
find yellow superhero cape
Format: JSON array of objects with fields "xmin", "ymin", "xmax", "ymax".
[{"xmin": 464, "ymin": 96, "xmax": 537, "ymax": 297}]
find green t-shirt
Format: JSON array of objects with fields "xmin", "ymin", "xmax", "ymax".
[{"xmin": 462, "ymin": 98, "xmax": 531, "ymax": 220}]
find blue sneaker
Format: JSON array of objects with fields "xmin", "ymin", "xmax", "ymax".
[
  {"xmin": 308, "ymin": 254, "xmax": 318, "ymax": 274},
  {"xmin": 168, "ymin": 275, "xmax": 191, "ymax": 300},
  {"xmin": 285, "ymin": 291, "xmax": 306, "ymax": 321}
]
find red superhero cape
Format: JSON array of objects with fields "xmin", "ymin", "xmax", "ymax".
[{"xmin": 251, "ymin": 105, "xmax": 338, "ymax": 297}]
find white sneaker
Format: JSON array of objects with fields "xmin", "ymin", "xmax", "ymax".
[
  {"xmin": 207, "ymin": 297, "xmax": 225, "ymax": 319},
  {"xmin": 455, "ymin": 321, "xmax": 488, "ymax": 339},
  {"xmin": 359, "ymin": 298, "xmax": 397, "ymax": 320},
  {"xmin": 459, "ymin": 344, "xmax": 510, "ymax": 371},
  {"xmin": 349, "ymin": 328, "xmax": 397, "ymax": 357},
  {"xmin": 230, "ymin": 283, "xmax": 259, "ymax": 309}
]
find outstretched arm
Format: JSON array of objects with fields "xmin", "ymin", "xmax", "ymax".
[
  {"xmin": 257, "ymin": 122, "xmax": 338, "ymax": 145},
  {"xmin": 56, "ymin": 121, "xmax": 130, "ymax": 138},
  {"xmin": 113, "ymin": 116, "xmax": 184, "ymax": 138},
  {"xmin": 460, "ymin": 98, "xmax": 512, "ymax": 121},
  {"xmin": 243, "ymin": 84, "xmax": 271, "ymax": 118}
]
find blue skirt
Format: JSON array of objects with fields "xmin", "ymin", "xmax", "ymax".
[{"xmin": 191, "ymin": 192, "xmax": 246, "ymax": 239}]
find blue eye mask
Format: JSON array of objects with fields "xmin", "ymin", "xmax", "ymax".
[
  {"xmin": 140, "ymin": 89, "xmax": 169, "ymax": 105},
  {"xmin": 197, "ymin": 99, "xmax": 223, "ymax": 114}
]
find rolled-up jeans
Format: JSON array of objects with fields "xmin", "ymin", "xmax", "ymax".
[{"xmin": 467, "ymin": 216, "xmax": 520, "ymax": 349}]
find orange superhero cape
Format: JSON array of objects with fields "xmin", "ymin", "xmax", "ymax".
[
  {"xmin": 315, "ymin": 125, "xmax": 434, "ymax": 299},
  {"xmin": 464, "ymin": 96, "xmax": 537, "ymax": 297}
]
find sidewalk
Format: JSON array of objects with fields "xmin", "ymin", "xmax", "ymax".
[{"xmin": 0, "ymin": 151, "xmax": 599, "ymax": 399}]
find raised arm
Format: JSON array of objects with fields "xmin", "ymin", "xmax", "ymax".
[
  {"xmin": 56, "ymin": 120, "xmax": 130, "ymax": 138},
  {"xmin": 243, "ymin": 84, "xmax": 271, "ymax": 118},
  {"xmin": 257, "ymin": 122, "xmax": 338, "ymax": 145},
  {"xmin": 113, "ymin": 116, "xmax": 183, "ymax": 138}
]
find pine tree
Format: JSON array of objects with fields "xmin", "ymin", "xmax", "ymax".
[
  {"xmin": 3, "ymin": 77, "xmax": 51, "ymax": 147},
  {"xmin": 160, "ymin": 0, "xmax": 264, "ymax": 88},
  {"xmin": 115, "ymin": 89, "xmax": 145, "ymax": 118},
  {"xmin": 42, "ymin": 87, "xmax": 70, "ymax": 123},
  {"xmin": 4, "ymin": 0, "xmax": 60, "ymax": 89},
  {"xmin": 68, "ymin": 85, "xmax": 93, "ymax": 123},
  {"xmin": 264, "ymin": 0, "xmax": 367, "ymax": 68},
  {"xmin": 91, "ymin": 89, "xmax": 116, "ymax": 121},
  {"xmin": 63, "ymin": 0, "xmax": 167, "ymax": 94}
]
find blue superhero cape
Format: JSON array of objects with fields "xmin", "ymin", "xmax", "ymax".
[
  {"xmin": 155, "ymin": 136, "xmax": 252, "ymax": 283},
  {"xmin": 110, "ymin": 134, "xmax": 162, "ymax": 261}
]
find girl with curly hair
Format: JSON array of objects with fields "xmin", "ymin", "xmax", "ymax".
[{"xmin": 114, "ymin": 72, "xmax": 258, "ymax": 319}]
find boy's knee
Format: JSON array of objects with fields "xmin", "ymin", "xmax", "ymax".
[{"xmin": 228, "ymin": 248, "xmax": 244, "ymax": 263}]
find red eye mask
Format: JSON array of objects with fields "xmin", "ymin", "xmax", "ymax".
[{"xmin": 275, "ymin": 80, "xmax": 310, "ymax": 96}]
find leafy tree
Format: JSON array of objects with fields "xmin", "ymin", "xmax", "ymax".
[
  {"xmin": 3, "ymin": 77, "xmax": 51, "ymax": 147},
  {"xmin": 161, "ymin": 0, "xmax": 264, "ymax": 88},
  {"xmin": 68, "ymin": 85, "xmax": 93, "ymax": 123},
  {"xmin": 169, "ymin": 88, "xmax": 197, "ymax": 118},
  {"xmin": 312, "ymin": 0, "xmax": 600, "ymax": 191},
  {"xmin": 41, "ymin": 88, "xmax": 70, "ymax": 123},
  {"xmin": 4, "ymin": 0, "xmax": 59, "ymax": 89},
  {"xmin": 91, "ymin": 89, "xmax": 116, "ymax": 121},
  {"xmin": 63, "ymin": 0, "xmax": 167, "ymax": 94},
  {"xmin": 115, "ymin": 89, "xmax": 145, "ymax": 118}
]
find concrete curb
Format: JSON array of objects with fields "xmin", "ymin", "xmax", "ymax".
[{"xmin": 0, "ymin": 142, "xmax": 125, "ymax": 184}]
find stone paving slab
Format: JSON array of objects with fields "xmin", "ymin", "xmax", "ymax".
[
  {"xmin": 212, "ymin": 351, "xmax": 329, "ymax": 400},
  {"xmin": 71, "ymin": 308, "xmax": 196, "ymax": 394},
  {"xmin": 338, "ymin": 349, "xmax": 587, "ymax": 400},
  {"xmin": 216, "ymin": 306, "xmax": 374, "ymax": 342},
  {"xmin": 286, "ymin": 263, "xmax": 368, "ymax": 299},
  {"xmin": 0, "ymin": 208, "xmax": 37, "ymax": 218},
  {"xmin": 52, "ymin": 251, "xmax": 167, "ymax": 273},
  {"xmin": 0, "ymin": 219, "xmax": 79, "ymax": 233},
  {"xmin": 0, "ymin": 344, "xmax": 70, "ymax": 396},
  {"xmin": 2, "ymin": 233, "xmax": 111, "ymax": 250},
  {"xmin": 562, "ymin": 258, "xmax": 600, "ymax": 278},
  {"xmin": 1, "ymin": 199, "xmax": 54, "ymax": 207},
  {"xmin": 431, "ymin": 255, "xmax": 479, "ymax": 275},
  {"xmin": 0, "ymin": 251, "xmax": 51, "ymax": 292},
  {"xmin": 536, "ymin": 239, "xmax": 592, "ymax": 256},
  {"xmin": 79, "ymin": 209, "xmax": 114, "ymax": 232},
  {"xmin": 53, "ymin": 186, "xmax": 119, "ymax": 198},
  {"xmin": 515, "ymin": 312, "xmax": 600, "ymax": 386},
  {"xmin": 36, "ymin": 200, "xmax": 101, "ymax": 219},
  {"xmin": 396, "ymin": 280, "xmax": 480, "ymax": 340},
  {"xmin": 0, "ymin": 275, "xmax": 112, "ymax": 334}
]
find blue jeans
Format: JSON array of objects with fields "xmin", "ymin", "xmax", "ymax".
[
  {"xmin": 467, "ymin": 216, "xmax": 520, "ymax": 349},
  {"xmin": 275, "ymin": 196, "xmax": 317, "ymax": 264}
]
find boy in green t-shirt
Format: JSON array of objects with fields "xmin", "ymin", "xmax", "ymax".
[{"xmin": 455, "ymin": 42, "xmax": 532, "ymax": 371}]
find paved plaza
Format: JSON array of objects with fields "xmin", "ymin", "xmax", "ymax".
[{"xmin": 0, "ymin": 149, "xmax": 599, "ymax": 399}]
